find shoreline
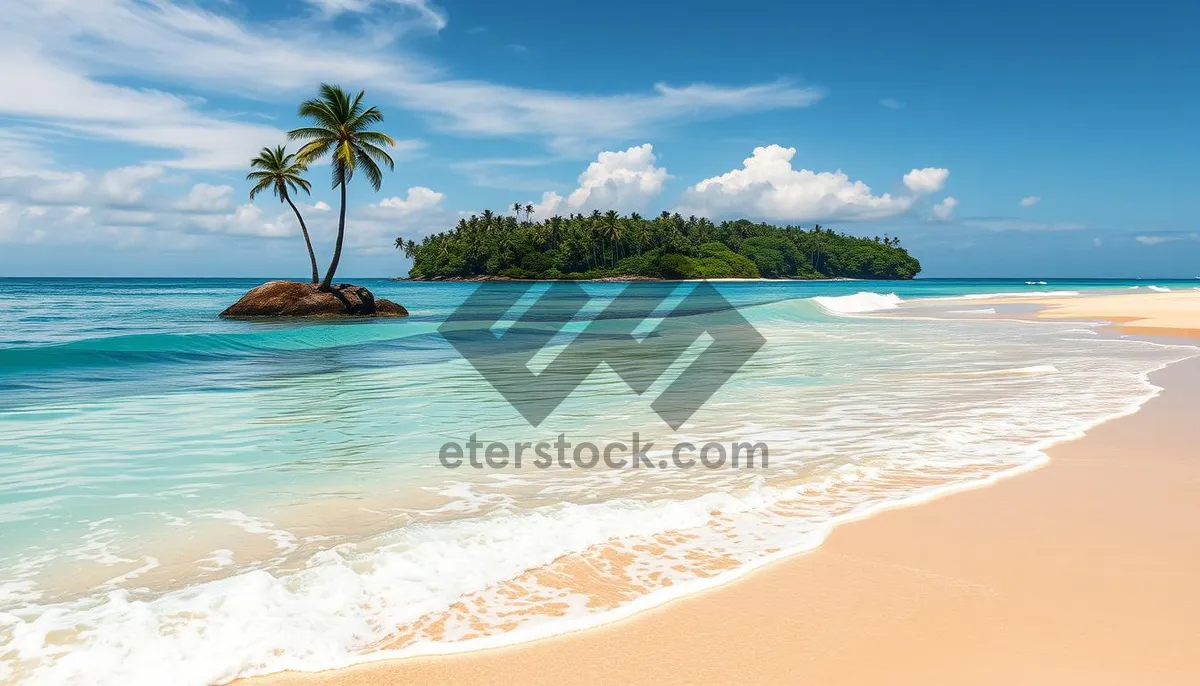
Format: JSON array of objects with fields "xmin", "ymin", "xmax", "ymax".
[
  {"xmin": 390, "ymin": 275, "xmax": 867, "ymax": 282},
  {"xmin": 244, "ymin": 293, "xmax": 1200, "ymax": 686}
]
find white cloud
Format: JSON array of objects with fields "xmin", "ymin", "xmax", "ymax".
[
  {"xmin": 175, "ymin": 183, "xmax": 235, "ymax": 212},
  {"xmin": 303, "ymin": 0, "xmax": 448, "ymax": 31},
  {"xmin": 561, "ymin": 144, "xmax": 668, "ymax": 212},
  {"xmin": 932, "ymin": 197, "xmax": 958, "ymax": 221},
  {"xmin": 880, "ymin": 98, "xmax": 904, "ymax": 109},
  {"xmin": 348, "ymin": 186, "xmax": 452, "ymax": 251},
  {"xmin": 313, "ymin": 201, "xmax": 332, "ymax": 212},
  {"xmin": 1019, "ymin": 195, "xmax": 1041, "ymax": 208},
  {"xmin": 98, "ymin": 165, "xmax": 165, "ymax": 204},
  {"xmin": 0, "ymin": 169, "xmax": 90, "ymax": 205},
  {"xmin": 0, "ymin": 0, "xmax": 820, "ymax": 162},
  {"xmin": 678, "ymin": 145, "xmax": 928, "ymax": 222},
  {"xmin": 1135, "ymin": 235, "xmax": 1173, "ymax": 246},
  {"xmin": 530, "ymin": 191, "xmax": 564, "ymax": 218},
  {"xmin": 375, "ymin": 186, "xmax": 445, "ymax": 214},
  {"xmin": 901, "ymin": 167, "xmax": 950, "ymax": 194},
  {"xmin": 522, "ymin": 145, "xmax": 667, "ymax": 216},
  {"xmin": 1133, "ymin": 234, "xmax": 1198, "ymax": 246}
]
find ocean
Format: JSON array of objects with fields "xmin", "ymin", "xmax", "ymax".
[{"xmin": 1, "ymin": 278, "xmax": 1197, "ymax": 684}]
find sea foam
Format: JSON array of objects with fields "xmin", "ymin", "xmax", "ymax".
[{"xmin": 811, "ymin": 291, "xmax": 903, "ymax": 314}]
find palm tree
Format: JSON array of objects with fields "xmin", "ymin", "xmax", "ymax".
[
  {"xmin": 247, "ymin": 145, "xmax": 320, "ymax": 284},
  {"xmin": 288, "ymin": 84, "xmax": 396, "ymax": 291},
  {"xmin": 601, "ymin": 210, "xmax": 622, "ymax": 265},
  {"xmin": 513, "ymin": 202, "xmax": 523, "ymax": 221},
  {"xmin": 394, "ymin": 237, "xmax": 418, "ymax": 259},
  {"xmin": 524, "ymin": 203, "xmax": 535, "ymax": 224}
]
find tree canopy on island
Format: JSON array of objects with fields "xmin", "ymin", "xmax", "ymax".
[{"xmin": 398, "ymin": 210, "xmax": 921, "ymax": 280}]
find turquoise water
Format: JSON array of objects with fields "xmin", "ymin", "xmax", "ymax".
[{"xmin": 0, "ymin": 277, "xmax": 1197, "ymax": 684}]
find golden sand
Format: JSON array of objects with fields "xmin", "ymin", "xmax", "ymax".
[{"xmin": 1011, "ymin": 289, "xmax": 1200, "ymax": 337}]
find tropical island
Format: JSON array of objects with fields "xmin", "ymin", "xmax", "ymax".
[
  {"xmin": 398, "ymin": 210, "xmax": 921, "ymax": 281},
  {"xmin": 222, "ymin": 84, "xmax": 408, "ymax": 318}
]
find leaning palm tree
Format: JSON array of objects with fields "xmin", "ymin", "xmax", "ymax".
[
  {"xmin": 288, "ymin": 84, "xmax": 396, "ymax": 291},
  {"xmin": 247, "ymin": 145, "xmax": 320, "ymax": 284}
]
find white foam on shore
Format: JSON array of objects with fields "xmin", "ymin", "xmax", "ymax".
[
  {"xmin": 1148, "ymin": 285, "xmax": 1172, "ymax": 292},
  {"xmin": 812, "ymin": 292, "xmax": 902, "ymax": 314},
  {"xmin": 955, "ymin": 290, "xmax": 1082, "ymax": 301},
  {"xmin": 947, "ymin": 308, "xmax": 997, "ymax": 315}
]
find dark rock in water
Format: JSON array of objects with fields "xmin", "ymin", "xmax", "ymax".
[{"xmin": 219, "ymin": 280, "xmax": 409, "ymax": 318}]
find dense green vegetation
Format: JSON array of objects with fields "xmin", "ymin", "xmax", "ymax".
[{"xmin": 398, "ymin": 210, "xmax": 921, "ymax": 280}]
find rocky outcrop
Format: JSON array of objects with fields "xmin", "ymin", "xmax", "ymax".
[{"xmin": 219, "ymin": 281, "xmax": 409, "ymax": 318}]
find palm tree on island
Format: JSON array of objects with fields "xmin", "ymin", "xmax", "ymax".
[
  {"xmin": 289, "ymin": 83, "xmax": 396, "ymax": 292},
  {"xmin": 220, "ymin": 84, "xmax": 408, "ymax": 318},
  {"xmin": 246, "ymin": 146, "xmax": 320, "ymax": 285}
]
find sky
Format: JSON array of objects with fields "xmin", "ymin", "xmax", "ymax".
[{"xmin": 0, "ymin": 0, "xmax": 1197, "ymax": 278}]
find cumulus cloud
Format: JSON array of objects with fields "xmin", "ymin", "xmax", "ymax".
[
  {"xmin": 346, "ymin": 185, "xmax": 452, "ymax": 251},
  {"xmin": 1019, "ymin": 195, "xmax": 1041, "ymax": 208},
  {"xmin": 901, "ymin": 167, "xmax": 950, "ymax": 195},
  {"xmin": 0, "ymin": 169, "xmax": 90, "ymax": 205},
  {"xmin": 313, "ymin": 201, "xmax": 332, "ymax": 212},
  {"xmin": 175, "ymin": 183, "xmax": 234, "ymax": 212},
  {"xmin": 524, "ymin": 144, "xmax": 669, "ymax": 216},
  {"xmin": 374, "ymin": 186, "xmax": 445, "ymax": 214},
  {"xmin": 98, "ymin": 165, "xmax": 165, "ymax": 204},
  {"xmin": 529, "ymin": 191, "xmax": 564, "ymax": 217},
  {"xmin": 565, "ymin": 144, "xmax": 668, "ymax": 212},
  {"xmin": 677, "ymin": 145, "xmax": 938, "ymax": 222},
  {"xmin": 932, "ymin": 197, "xmax": 958, "ymax": 221}
]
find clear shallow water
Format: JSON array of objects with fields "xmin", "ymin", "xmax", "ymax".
[{"xmin": 1, "ymin": 278, "xmax": 1198, "ymax": 684}]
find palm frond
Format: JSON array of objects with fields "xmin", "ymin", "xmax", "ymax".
[
  {"xmin": 295, "ymin": 139, "xmax": 335, "ymax": 164},
  {"xmin": 354, "ymin": 148, "xmax": 384, "ymax": 191},
  {"xmin": 288, "ymin": 126, "xmax": 336, "ymax": 142},
  {"xmin": 290, "ymin": 175, "xmax": 312, "ymax": 194},
  {"xmin": 357, "ymin": 142, "xmax": 395, "ymax": 170},
  {"xmin": 248, "ymin": 176, "xmax": 275, "ymax": 200},
  {"xmin": 354, "ymin": 131, "xmax": 395, "ymax": 147}
]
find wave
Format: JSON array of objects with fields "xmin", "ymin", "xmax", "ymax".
[
  {"xmin": 954, "ymin": 290, "xmax": 1082, "ymax": 301},
  {"xmin": 0, "ymin": 322, "xmax": 441, "ymax": 375},
  {"xmin": 1148, "ymin": 285, "xmax": 1172, "ymax": 292},
  {"xmin": 1026, "ymin": 281, "xmax": 1048, "ymax": 285},
  {"xmin": 811, "ymin": 292, "xmax": 902, "ymax": 314}
]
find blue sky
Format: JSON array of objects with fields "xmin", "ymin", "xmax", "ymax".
[{"xmin": 0, "ymin": 0, "xmax": 1197, "ymax": 278}]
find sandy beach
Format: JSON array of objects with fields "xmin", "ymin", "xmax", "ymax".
[
  {"xmin": 244, "ymin": 291, "xmax": 1200, "ymax": 686},
  {"xmin": 1006, "ymin": 289, "xmax": 1200, "ymax": 338}
]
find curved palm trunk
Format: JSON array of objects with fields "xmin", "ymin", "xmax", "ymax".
[
  {"xmin": 283, "ymin": 194, "xmax": 320, "ymax": 285},
  {"xmin": 319, "ymin": 174, "xmax": 348, "ymax": 292}
]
